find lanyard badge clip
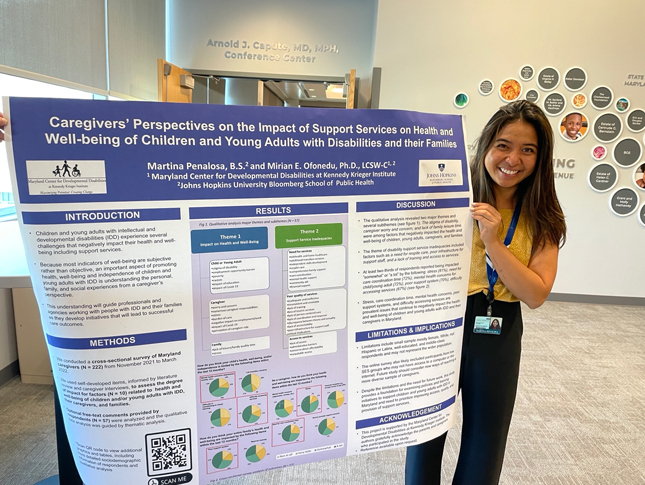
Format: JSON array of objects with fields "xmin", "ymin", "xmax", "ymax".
[
  {"xmin": 475, "ymin": 201, "xmax": 522, "ymax": 335},
  {"xmin": 486, "ymin": 291, "xmax": 494, "ymax": 317}
]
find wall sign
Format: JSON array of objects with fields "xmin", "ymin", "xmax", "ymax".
[
  {"xmin": 593, "ymin": 113, "xmax": 622, "ymax": 143},
  {"xmin": 591, "ymin": 86, "xmax": 614, "ymax": 110},
  {"xmin": 543, "ymin": 92, "xmax": 566, "ymax": 116},
  {"xmin": 537, "ymin": 67, "xmax": 560, "ymax": 91},
  {"xmin": 525, "ymin": 89, "xmax": 539, "ymax": 103},
  {"xmin": 478, "ymin": 79, "xmax": 494, "ymax": 96},
  {"xmin": 610, "ymin": 187, "xmax": 639, "ymax": 216},
  {"xmin": 519, "ymin": 65, "xmax": 535, "ymax": 81},
  {"xmin": 564, "ymin": 67, "xmax": 588, "ymax": 91},
  {"xmin": 588, "ymin": 162, "xmax": 618, "ymax": 192},
  {"xmin": 626, "ymin": 109, "xmax": 645, "ymax": 133},
  {"xmin": 612, "ymin": 138, "xmax": 642, "ymax": 168}
]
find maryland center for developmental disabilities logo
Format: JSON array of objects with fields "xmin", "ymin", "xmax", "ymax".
[
  {"xmin": 418, "ymin": 159, "xmax": 463, "ymax": 187},
  {"xmin": 25, "ymin": 160, "xmax": 107, "ymax": 195}
]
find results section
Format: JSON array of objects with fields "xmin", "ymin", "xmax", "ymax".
[{"xmin": 190, "ymin": 203, "xmax": 349, "ymax": 479}]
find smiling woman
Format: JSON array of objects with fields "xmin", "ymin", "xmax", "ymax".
[
  {"xmin": 483, "ymin": 120, "xmax": 538, "ymax": 195},
  {"xmin": 406, "ymin": 100, "xmax": 566, "ymax": 485}
]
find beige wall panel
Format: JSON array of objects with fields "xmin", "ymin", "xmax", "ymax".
[
  {"xmin": 108, "ymin": 0, "xmax": 165, "ymax": 100},
  {"xmin": 0, "ymin": 0, "xmax": 107, "ymax": 91}
]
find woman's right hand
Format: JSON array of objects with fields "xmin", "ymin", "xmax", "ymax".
[
  {"xmin": 470, "ymin": 202, "xmax": 502, "ymax": 248},
  {"xmin": 0, "ymin": 111, "xmax": 7, "ymax": 142}
]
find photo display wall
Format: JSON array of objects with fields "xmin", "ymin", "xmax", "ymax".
[{"xmin": 454, "ymin": 65, "xmax": 645, "ymax": 227}]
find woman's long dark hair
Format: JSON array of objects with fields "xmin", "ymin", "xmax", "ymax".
[{"xmin": 471, "ymin": 100, "xmax": 566, "ymax": 253}]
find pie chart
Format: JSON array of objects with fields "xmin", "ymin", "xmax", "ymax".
[
  {"xmin": 210, "ymin": 408, "xmax": 230, "ymax": 427},
  {"xmin": 275, "ymin": 399, "xmax": 293, "ymax": 418},
  {"xmin": 282, "ymin": 424, "xmax": 300, "ymax": 442},
  {"xmin": 327, "ymin": 391, "xmax": 344, "ymax": 408},
  {"xmin": 242, "ymin": 374, "xmax": 261, "ymax": 392},
  {"xmin": 212, "ymin": 450, "xmax": 233, "ymax": 469},
  {"xmin": 301, "ymin": 395, "xmax": 319, "ymax": 413},
  {"xmin": 242, "ymin": 404, "xmax": 262, "ymax": 424},
  {"xmin": 209, "ymin": 378, "xmax": 229, "ymax": 398},
  {"xmin": 318, "ymin": 418, "xmax": 336, "ymax": 436},
  {"xmin": 245, "ymin": 445, "xmax": 266, "ymax": 463}
]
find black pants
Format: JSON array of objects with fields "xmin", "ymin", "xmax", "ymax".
[{"xmin": 405, "ymin": 292, "xmax": 523, "ymax": 485}]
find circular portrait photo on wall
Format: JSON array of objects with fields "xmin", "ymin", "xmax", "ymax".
[
  {"xmin": 591, "ymin": 145, "xmax": 607, "ymax": 161},
  {"xmin": 454, "ymin": 92, "xmax": 469, "ymax": 108},
  {"xmin": 560, "ymin": 112, "xmax": 588, "ymax": 142},
  {"xmin": 572, "ymin": 93, "xmax": 587, "ymax": 109},
  {"xmin": 635, "ymin": 163, "xmax": 645, "ymax": 190},
  {"xmin": 499, "ymin": 78, "xmax": 522, "ymax": 102},
  {"xmin": 616, "ymin": 97, "xmax": 630, "ymax": 113}
]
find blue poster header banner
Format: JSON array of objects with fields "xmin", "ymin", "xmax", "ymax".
[
  {"xmin": 356, "ymin": 396, "xmax": 456, "ymax": 429},
  {"xmin": 356, "ymin": 198, "xmax": 469, "ymax": 213},
  {"xmin": 8, "ymin": 97, "xmax": 468, "ymax": 204},
  {"xmin": 22, "ymin": 208, "xmax": 181, "ymax": 225},
  {"xmin": 190, "ymin": 202, "xmax": 348, "ymax": 220},
  {"xmin": 355, "ymin": 318, "xmax": 462, "ymax": 342},
  {"xmin": 46, "ymin": 329, "xmax": 187, "ymax": 350}
]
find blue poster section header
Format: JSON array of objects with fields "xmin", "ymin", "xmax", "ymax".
[
  {"xmin": 22, "ymin": 208, "xmax": 180, "ymax": 225},
  {"xmin": 356, "ymin": 198, "xmax": 469, "ymax": 213},
  {"xmin": 9, "ymin": 97, "xmax": 468, "ymax": 203},
  {"xmin": 355, "ymin": 318, "xmax": 463, "ymax": 342},
  {"xmin": 46, "ymin": 329, "xmax": 187, "ymax": 350},
  {"xmin": 190, "ymin": 202, "xmax": 348, "ymax": 219},
  {"xmin": 191, "ymin": 227, "xmax": 268, "ymax": 253},
  {"xmin": 356, "ymin": 396, "xmax": 456, "ymax": 429}
]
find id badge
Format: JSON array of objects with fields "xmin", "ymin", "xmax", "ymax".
[{"xmin": 473, "ymin": 316, "xmax": 502, "ymax": 335}]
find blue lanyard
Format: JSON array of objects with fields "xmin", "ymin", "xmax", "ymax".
[{"xmin": 485, "ymin": 201, "xmax": 522, "ymax": 314}]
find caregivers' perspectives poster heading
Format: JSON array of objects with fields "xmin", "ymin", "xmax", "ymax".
[{"xmin": 4, "ymin": 97, "xmax": 472, "ymax": 484}]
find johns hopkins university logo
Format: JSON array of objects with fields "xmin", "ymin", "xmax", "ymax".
[{"xmin": 418, "ymin": 159, "xmax": 463, "ymax": 187}]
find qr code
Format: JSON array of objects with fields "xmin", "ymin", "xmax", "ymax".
[{"xmin": 145, "ymin": 428, "xmax": 192, "ymax": 476}]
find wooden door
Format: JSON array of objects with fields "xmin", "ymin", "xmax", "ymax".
[
  {"xmin": 346, "ymin": 69, "xmax": 357, "ymax": 109},
  {"xmin": 157, "ymin": 59, "xmax": 193, "ymax": 103}
]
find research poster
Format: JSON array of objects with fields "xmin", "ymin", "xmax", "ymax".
[{"xmin": 4, "ymin": 97, "xmax": 472, "ymax": 484}]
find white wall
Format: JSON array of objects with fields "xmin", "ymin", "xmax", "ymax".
[
  {"xmin": 168, "ymin": 0, "xmax": 377, "ymax": 107},
  {"xmin": 373, "ymin": 0, "xmax": 645, "ymax": 298}
]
